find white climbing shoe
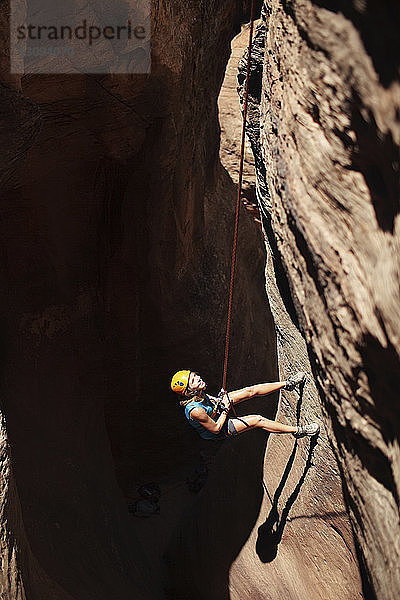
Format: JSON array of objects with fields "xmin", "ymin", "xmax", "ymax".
[
  {"xmin": 284, "ymin": 371, "xmax": 307, "ymax": 391},
  {"xmin": 293, "ymin": 423, "xmax": 320, "ymax": 439}
]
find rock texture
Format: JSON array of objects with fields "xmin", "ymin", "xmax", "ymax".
[
  {"xmin": 218, "ymin": 25, "xmax": 257, "ymax": 200},
  {"xmin": 0, "ymin": 0, "xmax": 396, "ymax": 598},
  {"xmin": 244, "ymin": 2, "xmax": 400, "ymax": 599},
  {"xmin": 165, "ymin": 22, "xmax": 362, "ymax": 600},
  {"xmin": 0, "ymin": 1, "xmax": 272, "ymax": 598}
]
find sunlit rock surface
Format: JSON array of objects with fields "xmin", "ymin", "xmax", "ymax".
[{"xmin": 243, "ymin": 2, "xmax": 400, "ymax": 599}]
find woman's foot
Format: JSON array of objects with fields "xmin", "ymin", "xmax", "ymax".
[
  {"xmin": 293, "ymin": 423, "xmax": 320, "ymax": 438},
  {"xmin": 284, "ymin": 371, "xmax": 307, "ymax": 391}
]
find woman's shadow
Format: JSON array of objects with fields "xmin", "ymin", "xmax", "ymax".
[{"xmin": 256, "ymin": 382, "xmax": 318, "ymax": 563}]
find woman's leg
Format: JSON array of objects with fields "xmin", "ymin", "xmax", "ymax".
[
  {"xmin": 230, "ymin": 381, "xmax": 286, "ymax": 406},
  {"xmin": 229, "ymin": 414, "xmax": 297, "ymax": 435}
]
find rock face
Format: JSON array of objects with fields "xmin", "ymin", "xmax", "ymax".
[
  {"xmin": 0, "ymin": 0, "xmax": 396, "ymax": 599},
  {"xmin": 243, "ymin": 2, "xmax": 400, "ymax": 599},
  {"xmin": 165, "ymin": 21, "xmax": 362, "ymax": 600},
  {"xmin": 0, "ymin": 1, "xmax": 271, "ymax": 598}
]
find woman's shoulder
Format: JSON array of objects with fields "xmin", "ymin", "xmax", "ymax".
[
  {"xmin": 184, "ymin": 397, "xmax": 203, "ymax": 410},
  {"xmin": 185, "ymin": 399, "xmax": 206, "ymax": 420}
]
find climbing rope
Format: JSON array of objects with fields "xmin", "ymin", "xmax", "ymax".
[{"xmin": 222, "ymin": 0, "xmax": 256, "ymax": 394}]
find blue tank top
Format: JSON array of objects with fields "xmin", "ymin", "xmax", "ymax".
[{"xmin": 184, "ymin": 394, "xmax": 222, "ymax": 440}]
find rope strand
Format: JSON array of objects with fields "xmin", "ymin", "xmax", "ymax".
[{"xmin": 222, "ymin": 0, "xmax": 256, "ymax": 393}]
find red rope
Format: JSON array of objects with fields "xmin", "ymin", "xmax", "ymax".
[{"xmin": 222, "ymin": 0, "xmax": 256, "ymax": 393}]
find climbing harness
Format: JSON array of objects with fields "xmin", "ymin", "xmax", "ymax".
[
  {"xmin": 216, "ymin": 388, "xmax": 253, "ymax": 429},
  {"xmin": 221, "ymin": 0, "xmax": 256, "ymax": 422}
]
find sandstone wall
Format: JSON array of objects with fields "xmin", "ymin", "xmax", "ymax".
[
  {"xmin": 0, "ymin": 1, "xmax": 272, "ymax": 598},
  {"xmin": 246, "ymin": 2, "xmax": 400, "ymax": 598},
  {"xmin": 0, "ymin": 0, "xmax": 396, "ymax": 597},
  {"xmin": 165, "ymin": 20, "xmax": 362, "ymax": 600}
]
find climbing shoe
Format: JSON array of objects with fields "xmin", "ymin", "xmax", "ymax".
[
  {"xmin": 284, "ymin": 371, "xmax": 307, "ymax": 391},
  {"xmin": 293, "ymin": 423, "xmax": 320, "ymax": 439}
]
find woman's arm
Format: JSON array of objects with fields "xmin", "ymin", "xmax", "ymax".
[{"xmin": 190, "ymin": 406, "xmax": 228, "ymax": 434}]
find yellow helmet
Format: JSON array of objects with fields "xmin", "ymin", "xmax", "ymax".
[{"xmin": 171, "ymin": 370, "xmax": 191, "ymax": 395}]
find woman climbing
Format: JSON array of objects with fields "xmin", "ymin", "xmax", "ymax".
[{"xmin": 171, "ymin": 370, "xmax": 320, "ymax": 440}]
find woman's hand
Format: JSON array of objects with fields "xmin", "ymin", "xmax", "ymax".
[{"xmin": 221, "ymin": 397, "xmax": 231, "ymax": 412}]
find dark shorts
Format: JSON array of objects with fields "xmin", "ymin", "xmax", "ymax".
[
  {"xmin": 220, "ymin": 417, "xmax": 238, "ymax": 438},
  {"xmin": 205, "ymin": 407, "xmax": 238, "ymax": 441}
]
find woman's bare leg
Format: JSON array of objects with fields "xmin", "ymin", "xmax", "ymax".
[
  {"xmin": 230, "ymin": 381, "xmax": 286, "ymax": 406},
  {"xmin": 229, "ymin": 414, "xmax": 297, "ymax": 435}
]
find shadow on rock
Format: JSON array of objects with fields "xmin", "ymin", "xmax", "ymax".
[
  {"xmin": 256, "ymin": 434, "xmax": 318, "ymax": 563},
  {"xmin": 296, "ymin": 379, "xmax": 305, "ymax": 422},
  {"xmin": 164, "ymin": 430, "xmax": 268, "ymax": 600}
]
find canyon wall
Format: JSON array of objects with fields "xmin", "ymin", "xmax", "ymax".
[
  {"xmin": 0, "ymin": 1, "xmax": 271, "ymax": 598},
  {"xmin": 243, "ymin": 2, "xmax": 400, "ymax": 599},
  {"xmin": 165, "ymin": 18, "xmax": 362, "ymax": 600},
  {"xmin": 0, "ymin": 0, "xmax": 396, "ymax": 598}
]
